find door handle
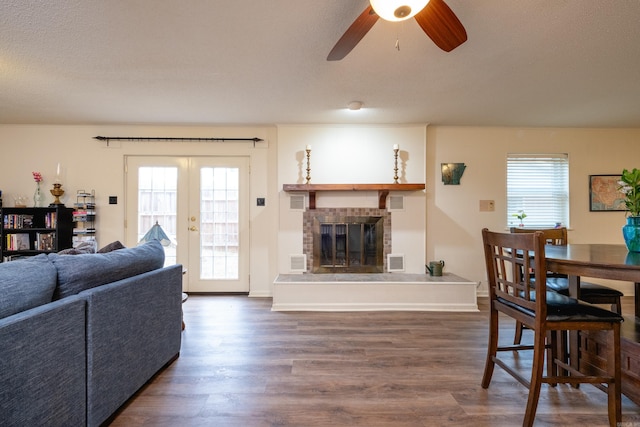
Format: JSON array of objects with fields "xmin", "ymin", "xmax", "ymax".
[{"xmin": 189, "ymin": 226, "xmax": 199, "ymax": 231}]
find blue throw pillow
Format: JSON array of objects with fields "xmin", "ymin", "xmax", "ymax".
[
  {"xmin": 49, "ymin": 240, "xmax": 165, "ymax": 300},
  {"xmin": 0, "ymin": 254, "xmax": 57, "ymax": 319}
]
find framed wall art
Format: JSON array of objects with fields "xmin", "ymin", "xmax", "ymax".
[{"xmin": 589, "ymin": 174, "xmax": 626, "ymax": 212}]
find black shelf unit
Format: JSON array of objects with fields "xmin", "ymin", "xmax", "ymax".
[{"xmin": 1, "ymin": 206, "xmax": 74, "ymax": 262}]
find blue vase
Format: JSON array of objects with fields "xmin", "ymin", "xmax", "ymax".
[{"xmin": 623, "ymin": 216, "xmax": 640, "ymax": 252}]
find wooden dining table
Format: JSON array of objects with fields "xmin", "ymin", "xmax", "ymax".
[
  {"xmin": 545, "ymin": 243, "xmax": 640, "ymax": 317},
  {"xmin": 544, "ymin": 243, "xmax": 640, "ymax": 400}
]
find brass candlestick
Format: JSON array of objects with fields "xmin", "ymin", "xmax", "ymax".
[
  {"xmin": 393, "ymin": 147, "xmax": 399, "ymax": 184},
  {"xmin": 305, "ymin": 147, "xmax": 311, "ymax": 184},
  {"xmin": 50, "ymin": 183, "xmax": 65, "ymax": 206}
]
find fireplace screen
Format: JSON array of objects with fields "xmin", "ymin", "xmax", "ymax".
[{"xmin": 313, "ymin": 216, "xmax": 383, "ymax": 273}]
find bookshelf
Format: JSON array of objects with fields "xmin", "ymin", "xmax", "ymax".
[
  {"xmin": 73, "ymin": 190, "xmax": 96, "ymax": 248},
  {"xmin": 1, "ymin": 206, "xmax": 74, "ymax": 262}
]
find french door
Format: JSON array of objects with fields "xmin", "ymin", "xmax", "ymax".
[{"xmin": 125, "ymin": 156, "xmax": 249, "ymax": 293}]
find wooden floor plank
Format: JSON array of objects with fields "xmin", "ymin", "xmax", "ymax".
[{"xmin": 109, "ymin": 295, "xmax": 640, "ymax": 426}]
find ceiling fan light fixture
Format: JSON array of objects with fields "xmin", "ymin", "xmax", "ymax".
[{"xmin": 370, "ymin": 0, "xmax": 430, "ymax": 22}]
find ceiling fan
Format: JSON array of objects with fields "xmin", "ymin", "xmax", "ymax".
[{"xmin": 327, "ymin": 0, "xmax": 467, "ymax": 61}]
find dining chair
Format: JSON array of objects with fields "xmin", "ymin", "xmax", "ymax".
[
  {"xmin": 510, "ymin": 227, "xmax": 623, "ymax": 345},
  {"xmin": 481, "ymin": 228, "xmax": 622, "ymax": 427}
]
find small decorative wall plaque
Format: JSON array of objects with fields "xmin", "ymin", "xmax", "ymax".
[{"xmin": 441, "ymin": 163, "xmax": 466, "ymax": 185}]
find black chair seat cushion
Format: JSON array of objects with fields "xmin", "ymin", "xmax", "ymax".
[
  {"xmin": 498, "ymin": 291, "xmax": 623, "ymax": 323},
  {"xmin": 546, "ymin": 277, "xmax": 623, "ymax": 297}
]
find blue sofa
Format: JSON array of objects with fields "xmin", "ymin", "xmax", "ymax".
[{"xmin": 0, "ymin": 240, "xmax": 183, "ymax": 427}]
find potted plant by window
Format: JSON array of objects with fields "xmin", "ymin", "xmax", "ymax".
[
  {"xmin": 619, "ymin": 168, "xmax": 640, "ymax": 252},
  {"xmin": 512, "ymin": 210, "xmax": 527, "ymax": 228}
]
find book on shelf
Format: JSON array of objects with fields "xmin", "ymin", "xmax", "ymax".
[
  {"xmin": 14, "ymin": 233, "xmax": 30, "ymax": 250},
  {"xmin": 73, "ymin": 228, "xmax": 96, "ymax": 234},
  {"xmin": 35, "ymin": 233, "xmax": 55, "ymax": 251},
  {"xmin": 3, "ymin": 214, "xmax": 34, "ymax": 229},
  {"xmin": 5, "ymin": 233, "xmax": 30, "ymax": 250},
  {"xmin": 44, "ymin": 212, "xmax": 57, "ymax": 228}
]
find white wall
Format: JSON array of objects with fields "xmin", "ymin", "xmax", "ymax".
[
  {"xmin": 2, "ymin": 123, "xmax": 639, "ymax": 298},
  {"xmin": 427, "ymin": 126, "xmax": 640, "ymax": 295},
  {"xmin": 276, "ymin": 124, "xmax": 427, "ymax": 274},
  {"xmin": 0, "ymin": 124, "xmax": 279, "ymax": 297}
]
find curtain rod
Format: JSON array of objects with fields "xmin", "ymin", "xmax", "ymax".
[{"xmin": 94, "ymin": 136, "xmax": 264, "ymax": 147}]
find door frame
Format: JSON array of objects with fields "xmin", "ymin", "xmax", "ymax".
[{"xmin": 124, "ymin": 155, "xmax": 250, "ymax": 293}]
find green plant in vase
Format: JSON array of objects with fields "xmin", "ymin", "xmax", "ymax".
[
  {"xmin": 618, "ymin": 168, "xmax": 640, "ymax": 252},
  {"xmin": 512, "ymin": 210, "xmax": 527, "ymax": 228}
]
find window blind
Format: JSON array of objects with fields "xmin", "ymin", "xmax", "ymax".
[{"xmin": 507, "ymin": 154, "xmax": 569, "ymax": 228}]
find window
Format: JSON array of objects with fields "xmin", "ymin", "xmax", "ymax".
[{"xmin": 507, "ymin": 154, "xmax": 569, "ymax": 228}]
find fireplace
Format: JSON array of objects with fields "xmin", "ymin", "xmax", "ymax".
[{"xmin": 303, "ymin": 208, "xmax": 391, "ymax": 273}]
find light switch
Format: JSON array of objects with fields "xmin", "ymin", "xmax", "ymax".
[{"xmin": 480, "ymin": 200, "xmax": 495, "ymax": 212}]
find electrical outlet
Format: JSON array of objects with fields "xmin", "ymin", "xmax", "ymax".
[
  {"xmin": 256, "ymin": 197, "xmax": 265, "ymax": 206},
  {"xmin": 109, "ymin": 196, "xmax": 117, "ymax": 205},
  {"xmin": 479, "ymin": 200, "xmax": 495, "ymax": 212}
]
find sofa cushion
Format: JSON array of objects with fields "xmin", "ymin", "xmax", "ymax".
[
  {"xmin": 0, "ymin": 254, "xmax": 57, "ymax": 319},
  {"xmin": 50, "ymin": 240, "xmax": 165, "ymax": 300}
]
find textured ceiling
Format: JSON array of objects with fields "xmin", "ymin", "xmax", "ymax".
[{"xmin": 2, "ymin": 0, "xmax": 640, "ymax": 127}]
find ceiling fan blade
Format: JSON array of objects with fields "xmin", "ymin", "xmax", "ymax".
[
  {"xmin": 414, "ymin": 0, "xmax": 467, "ymax": 52},
  {"xmin": 327, "ymin": 6, "xmax": 379, "ymax": 61}
]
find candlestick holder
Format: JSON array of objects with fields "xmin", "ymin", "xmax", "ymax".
[
  {"xmin": 305, "ymin": 147, "xmax": 311, "ymax": 184},
  {"xmin": 393, "ymin": 147, "xmax": 399, "ymax": 184},
  {"xmin": 50, "ymin": 183, "xmax": 65, "ymax": 206}
]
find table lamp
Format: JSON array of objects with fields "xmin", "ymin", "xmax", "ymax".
[{"xmin": 138, "ymin": 221, "xmax": 171, "ymax": 246}]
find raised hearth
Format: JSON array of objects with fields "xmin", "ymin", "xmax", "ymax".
[{"xmin": 272, "ymin": 273, "xmax": 479, "ymax": 312}]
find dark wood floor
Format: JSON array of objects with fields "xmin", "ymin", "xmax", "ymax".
[{"xmin": 110, "ymin": 296, "xmax": 640, "ymax": 426}]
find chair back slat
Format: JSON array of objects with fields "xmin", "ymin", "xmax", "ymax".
[
  {"xmin": 510, "ymin": 227, "xmax": 567, "ymax": 246},
  {"xmin": 483, "ymin": 228, "xmax": 548, "ymax": 317}
]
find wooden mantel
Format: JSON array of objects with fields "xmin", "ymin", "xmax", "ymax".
[{"xmin": 282, "ymin": 183, "xmax": 425, "ymax": 209}]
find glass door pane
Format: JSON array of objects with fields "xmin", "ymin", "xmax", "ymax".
[
  {"xmin": 137, "ymin": 166, "xmax": 177, "ymax": 266},
  {"xmin": 188, "ymin": 156, "xmax": 249, "ymax": 292},
  {"xmin": 199, "ymin": 167, "xmax": 239, "ymax": 279}
]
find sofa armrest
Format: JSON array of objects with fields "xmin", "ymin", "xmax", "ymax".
[
  {"xmin": 82, "ymin": 264, "xmax": 183, "ymax": 427},
  {"xmin": 0, "ymin": 296, "xmax": 87, "ymax": 426}
]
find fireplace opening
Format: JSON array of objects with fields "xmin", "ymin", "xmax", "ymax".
[{"xmin": 312, "ymin": 216, "xmax": 384, "ymax": 273}]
